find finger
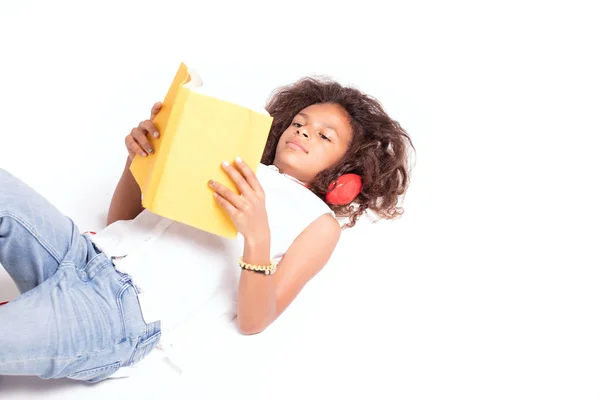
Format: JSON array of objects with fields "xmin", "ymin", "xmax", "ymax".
[
  {"xmin": 221, "ymin": 161, "xmax": 253, "ymax": 197},
  {"xmin": 150, "ymin": 102, "xmax": 162, "ymax": 120},
  {"xmin": 213, "ymin": 191, "xmax": 240, "ymax": 221},
  {"xmin": 208, "ymin": 179, "xmax": 244, "ymax": 209},
  {"xmin": 132, "ymin": 126, "xmax": 155, "ymax": 155},
  {"xmin": 234, "ymin": 157, "xmax": 263, "ymax": 195},
  {"xmin": 125, "ymin": 135, "xmax": 147, "ymax": 157},
  {"xmin": 140, "ymin": 119, "xmax": 160, "ymax": 139}
]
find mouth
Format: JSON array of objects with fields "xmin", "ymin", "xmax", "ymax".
[{"xmin": 285, "ymin": 140, "xmax": 308, "ymax": 153}]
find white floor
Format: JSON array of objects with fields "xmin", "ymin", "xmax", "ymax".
[{"xmin": 1, "ymin": 1, "xmax": 599, "ymax": 399}]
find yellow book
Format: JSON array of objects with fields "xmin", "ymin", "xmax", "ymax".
[{"xmin": 130, "ymin": 63, "xmax": 273, "ymax": 238}]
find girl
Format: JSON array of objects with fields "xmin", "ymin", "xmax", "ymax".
[{"xmin": 0, "ymin": 76, "xmax": 414, "ymax": 383}]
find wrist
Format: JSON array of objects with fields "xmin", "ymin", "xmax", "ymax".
[
  {"xmin": 243, "ymin": 226, "xmax": 271, "ymax": 248},
  {"xmin": 243, "ymin": 230, "xmax": 271, "ymax": 266}
]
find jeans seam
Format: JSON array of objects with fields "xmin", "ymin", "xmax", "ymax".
[
  {"xmin": 116, "ymin": 283, "xmax": 131, "ymax": 343},
  {"xmin": 58, "ymin": 262, "xmax": 86, "ymax": 283},
  {"xmin": 0, "ymin": 210, "xmax": 62, "ymax": 264},
  {"xmin": 1, "ymin": 355, "xmax": 80, "ymax": 363},
  {"xmin": 69, "ymin": 361, "xmax": 120, "ymax": 376},
  {"xmin": 83, "ymin": 253, "xmax": 110, "ymax": 279},
  {"xmin": 131, "ymin": 284, "xmax": 149, "ymax": 338},
  {"xmin": 126, "ymin": 330, "xmax": 161, "ymax": 366}
]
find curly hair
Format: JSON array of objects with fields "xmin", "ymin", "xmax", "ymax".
[{"xmin": 261, "ymin": 76, "xmax": 415, "ymax": 228}]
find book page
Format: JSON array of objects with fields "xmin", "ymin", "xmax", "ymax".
[{"xmin": 183, "ymin": 66, "xmax": 269, "ymax": 116}]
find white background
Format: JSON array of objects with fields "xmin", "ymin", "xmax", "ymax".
[{"xmin": 0, "ymin": 0, "xmax": 599, "ymax": 399}]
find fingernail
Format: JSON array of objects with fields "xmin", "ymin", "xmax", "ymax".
[
  {"xmin": 147, "ymin": 148, "xmax": 154, "ymax": 154},
  {"xmin": 153, "ymin": 131, "xmax": 159, "ymax": 138},
  {"xmin": 222, "ymin": 161, "xmax": 229, "ymax": 167},
  {"xmin": 208, "ymin": 179, "xmax": 214, "ymax": 186},
  {"xmin": 235, "ymin": 156, "xmax": 242, "ymax": 164}
]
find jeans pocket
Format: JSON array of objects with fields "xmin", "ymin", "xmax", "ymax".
[
  {"xmin": 129, "ymin": 330, "xmax": 161, "ymax": 366},
  {"xmin": 67, "ymin": 361, "xmax": 121, "ymax": 383}
]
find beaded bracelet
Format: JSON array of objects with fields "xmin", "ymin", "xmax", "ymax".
[{"xmin": 238, "ymin": 257, "xmax": 277, "ymax": 275}]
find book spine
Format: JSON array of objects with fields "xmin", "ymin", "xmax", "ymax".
[{"xmin": 146, "ymin": 89, "xmax": 190, "ymax": 208}]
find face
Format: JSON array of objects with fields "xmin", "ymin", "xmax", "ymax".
[{"xmin": 273, "ymin": 103, "xmax": 352, "ymax": 184}]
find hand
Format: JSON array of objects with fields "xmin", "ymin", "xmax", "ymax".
[
  {"xmin": 125, "ymin": 102, "xmax": 162, "ymax": 160},
  {"xmin": 209, "ymin": 158, "xmax": 270, "ymax": 242}
]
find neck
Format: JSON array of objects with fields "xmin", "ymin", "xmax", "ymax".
[{"xmin": 269, "ymin": 164, "xmax": 309, "ymax": 188}]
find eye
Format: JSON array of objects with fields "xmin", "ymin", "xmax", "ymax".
[
  {"xmin": 319, "ymin": 133, "xmax": 331, "ymax": 142},
  {"xmin": 292, "ymin": 122, "xmax": 302, "ymax": 128}
]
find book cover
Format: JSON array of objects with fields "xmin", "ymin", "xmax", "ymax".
[{"xmin": 130, "ymin": 63, "xmax": 273, "ymax": 238}]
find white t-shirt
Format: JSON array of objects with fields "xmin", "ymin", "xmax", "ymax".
[{"xmin": 90, "ymin": 164, "xmax": 333, "ymax": 372}]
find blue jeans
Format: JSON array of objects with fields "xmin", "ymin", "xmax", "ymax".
[{"xmin": 0, "ymin": 168, "xmax": 161, "ymax": 383}]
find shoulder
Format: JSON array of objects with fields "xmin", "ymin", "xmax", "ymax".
[
  {"xmin": 312, "ymin": 213, "xmax": 341, "ymax": 234},
  {"xmin": 279, "ymin": 213, "xmax": 340, "ymax": 280},
  {"xmin": 296, "ymin": 213, "xmax": 341, "ymax": 247}
]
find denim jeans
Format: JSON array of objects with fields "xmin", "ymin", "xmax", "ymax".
[{"xmin": 0, "ymin": 168, "xmax": 161, "ymax": 383}]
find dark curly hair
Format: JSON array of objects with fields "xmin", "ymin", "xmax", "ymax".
[{"xmin": 261, "ymin": 76, "xmax": 415, "ymax": 228}]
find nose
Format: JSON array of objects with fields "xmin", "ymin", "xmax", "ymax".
[{"xmin": 296, "ymin": 128, "xmax": 310, "ymax": 139}]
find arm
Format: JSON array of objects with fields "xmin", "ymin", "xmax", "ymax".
[
  {"xmin": 106, "ymin": 157, "xmax": 144, "ymax": 226},
  {"xmin": 208, "ymin": 158, "xmax": 341, "ymax": 334},
  {"xmin": 236, "ymin": 213, "xmax": 341, "ymax": 334},
  {"xmin": 106, "ymin": 102, "xmax": 162, "ymax": 226}
]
